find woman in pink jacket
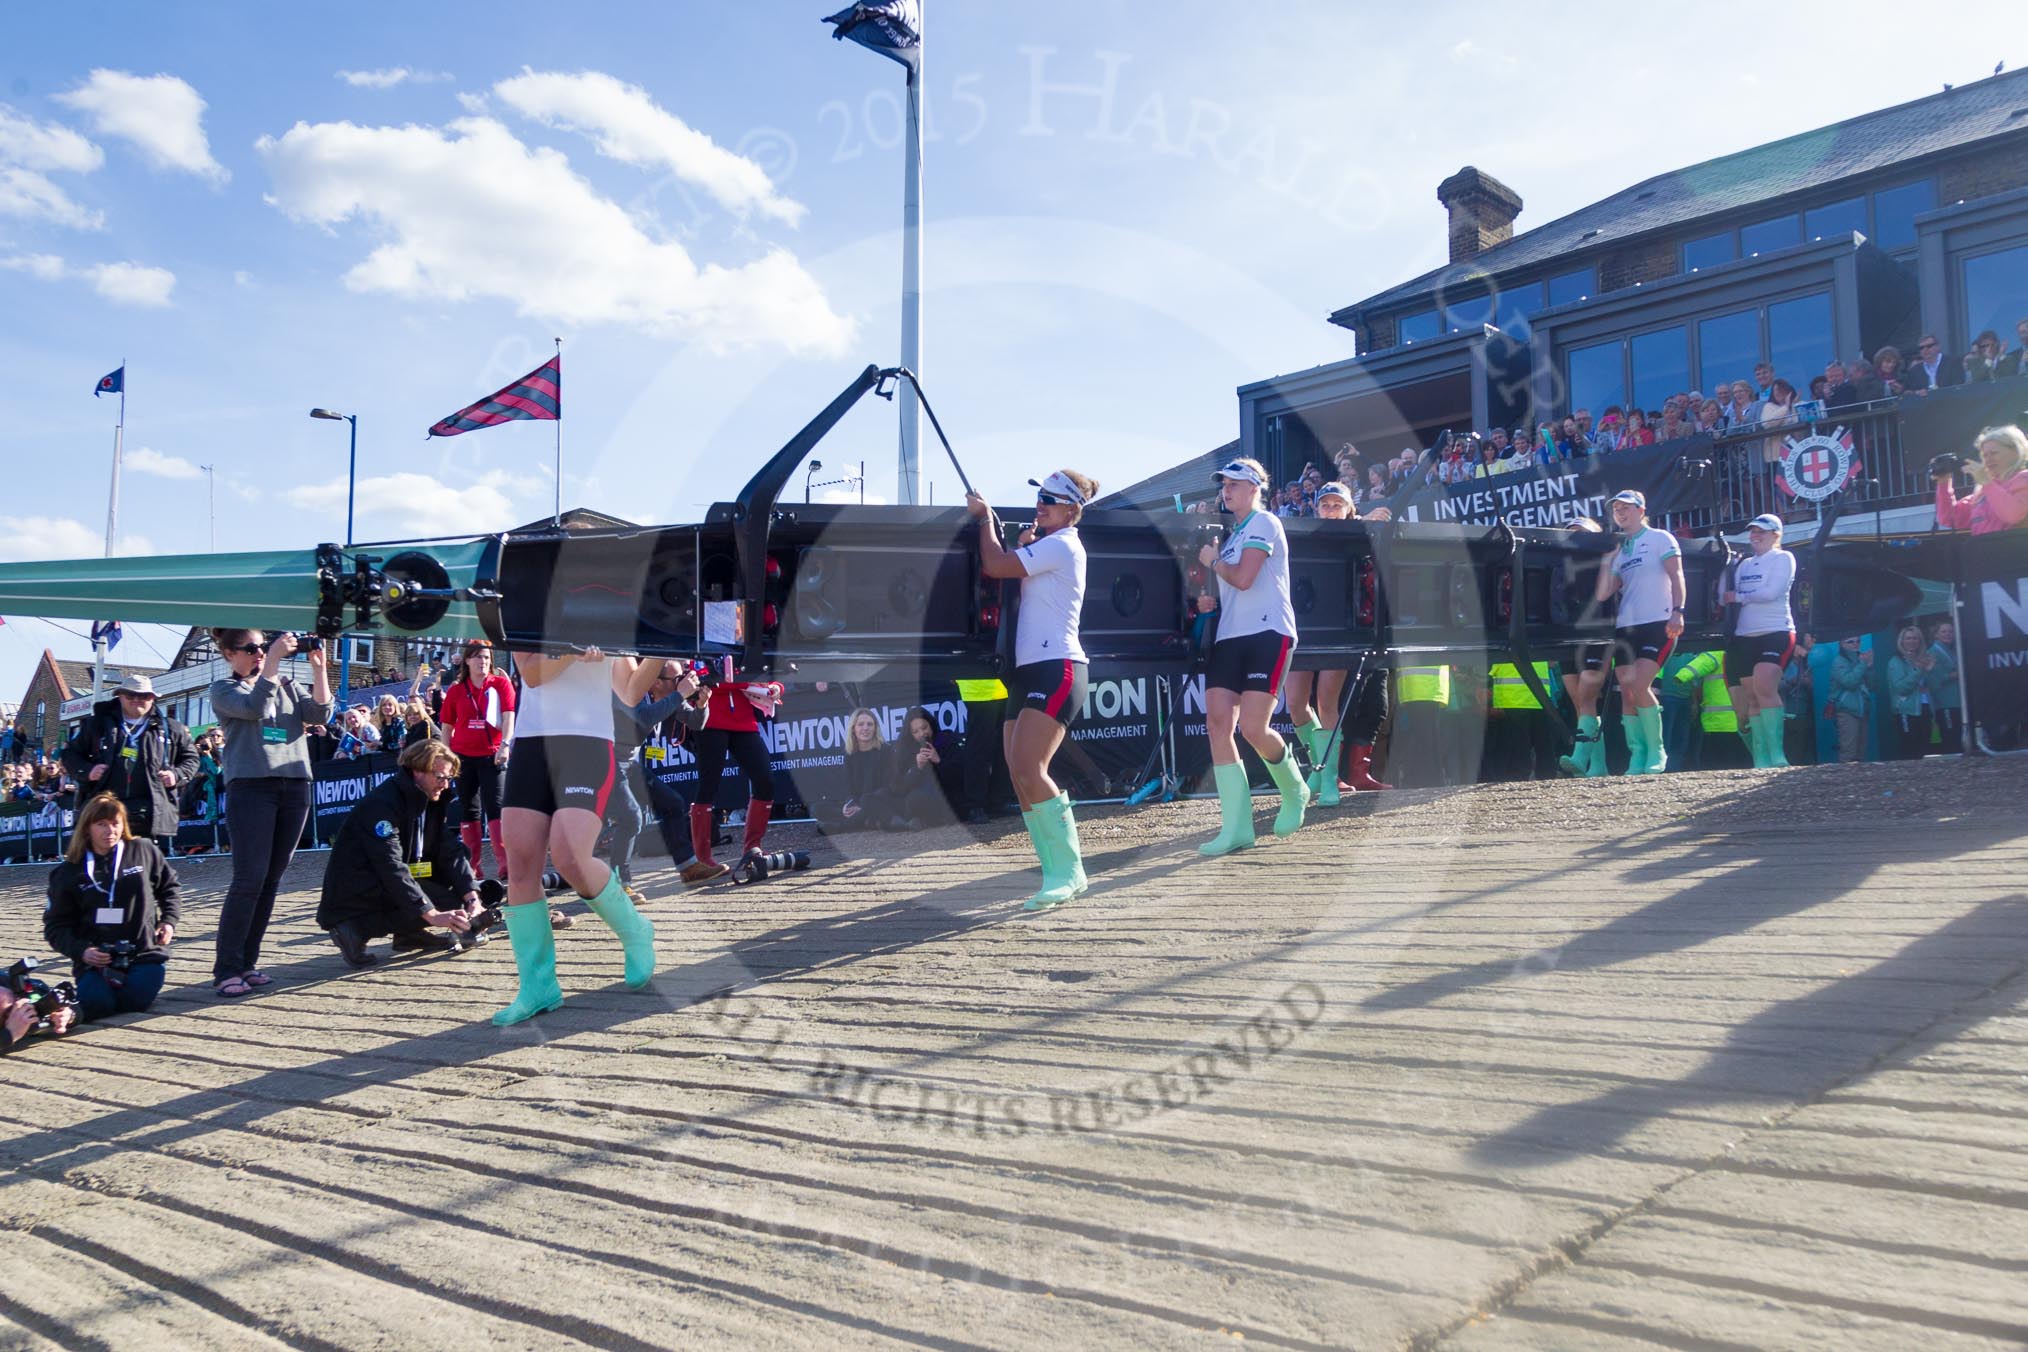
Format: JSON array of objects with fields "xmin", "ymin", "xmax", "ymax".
[{"xmin": 1934, "ymin": 425, "xmax": 2028, "ymax": 535}]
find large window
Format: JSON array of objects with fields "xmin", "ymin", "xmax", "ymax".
[
  {"xmin": 1803, "ymin": 197, "xmax": 1866, "ymax": 242},
  {"xmin": 1547, "ymin": 268, "xmax": 1594, "ymax": 308},
  {"xmin": 1962, "ymin": 245, "xmax": 2028, "ymax": 348},
  {"xmin": 1630, "ymin": 326, "xmax": 1690, "ymax": 411},
  {"xmin": 1567, "ymin": 340, "xmax": 1626, "ymax": 415},
  {"xmin": 1740, "ymin": 214, "xmax": 1801, "ymax": 256},
  {"xmin": 1698, "ymin": 309, "xmax": 1762, "ymax": 391},
  {"xmin": 1683, "ymin": 232, "xmax": 1737, "ymax": 272},
  {"xmin": 1767, "ymin": 292, "xmax": 1835, "ymax": 386},
  {"xmin": 1398, "ymin": 309, "xmax": 1440, "ymax": 345},
  {"xmin": 1872, "ymin": 179, "xmax": 1935, "ymax": 252},
  {"xmin": 1495, "ymin": 280, "xmax": 1544, "ymax": 331}
]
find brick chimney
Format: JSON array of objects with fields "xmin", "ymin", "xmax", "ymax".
[{"xmin": 1437, "ymin": 166, "xmax": 1523, "ymax": 264}]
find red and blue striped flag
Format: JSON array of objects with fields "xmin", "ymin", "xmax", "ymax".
[{"xmin": 426, "ymin": 356, "xmax": 560, "ymax": 438}]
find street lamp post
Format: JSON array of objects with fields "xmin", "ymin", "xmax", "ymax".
[
  {"xmin": 309, "ymin": 408, "xmax": 358, "ymax": 702},
  {"xmin": 805, "ymin": 459, "xmax": 824, "ymax": 504}
]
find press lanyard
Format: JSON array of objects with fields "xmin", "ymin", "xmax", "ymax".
[
  {"xmin": 412, "ymin": 812, "xmax": 427, "ymax": 864},
  {"xmin": 85, "ymin": 840, "xmax": 124, "ymax": 897}
]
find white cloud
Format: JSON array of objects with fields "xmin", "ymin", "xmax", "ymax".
[
  {"xmin": 0, "ymin": 252, "xmax": 66, "ymax": 280},
  {"xmin": 83, "ymin": 261, "xmax": 175, "ymax": 306},
  {"xmin": 336, "ymin": 68, "xmax": 452, "ymax": 89},
  {"xmin": 494, "ymin": 69, "xmax": 804, "ymax": 224},
  {"xmin": 256, "ymin": 117, "xmax": 851, "ymax": 355},
  {"xmin": 284, "ymin": 470, "xmax": 524, "ymax": 535},
  {"xmin": 125, "ymin": 447, "xmax": 201, "ymax": 479},
  {"xmin": 0, "ymin": 517, "xmax": 151, "ymax": 561},
  {"xmin": 2, "ymin": 253, "xmax": 175, "ymax": 305},
  {"xmin": 232, "ymin": 269, "xmax": 253, "ymax": 286},
  {"xmin": 0, "ymin": 168, "xmax": 103, "ymax": 229},
  {"xmin": 55, "ymin": 70, "xmax": 228, "ymax": 182},
  {"xmin": 455, "ymin": 91, "xmax": 489, "ymax": 115},
  {"xmin": 0, "ymin": 104, "xmax": 102, "ymax": 172}
]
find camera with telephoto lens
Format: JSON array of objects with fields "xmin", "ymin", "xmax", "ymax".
[
  {"xmin": 1929, "ymin": 452, "xmax": 1970, "ymax": 479},
  {"xmin": 734, "ymin": 849, "xmax": 812, "ymax": 885},
  {"xmin": 450, "ymin": 880, "xmax": 505, "ymax": 953},
  {"xmin": 6, "ymin": 956, "xmax": 79, "ymax": 1032}
]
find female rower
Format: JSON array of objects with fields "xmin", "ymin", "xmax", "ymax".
[
  {"xmin": 1593, "ymin": 490, "xmax": 1686, "ymax": 774},
  {"xmin": 966, "ymin": 469, "xmax": 1097, "ymax": 910},
  {"xmin": 1195, "ymin": 458, "xmax": 1308, "ymax": 854},
  {"xmin": 492, "ymin": 646, "xmax": 661, "ymax": 1026},
  {"xmin": 1723, "ymin": 513, "xmax": 1798, "ymax": 768},
  {"xmin": 1558, "ymin": 517, "xmax": 1611, "ymax": 777}
]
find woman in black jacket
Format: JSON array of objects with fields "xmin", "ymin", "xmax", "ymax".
[
  {"xmin": 44, "ymin": 793, "xmax": 180, "ymax": 1020},
  {"xmin": 887, "ymin": 706, "xmax": 962, "ymax": 829}
]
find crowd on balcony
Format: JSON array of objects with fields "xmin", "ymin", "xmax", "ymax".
[{"xmin": 1218, "ymin": 319, "xmax": 2028, "ymax": 519}]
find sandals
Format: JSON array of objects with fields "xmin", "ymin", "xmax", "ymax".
[
  {"xmin": 215, "ymin": 976, "xmax": 253, "ymax": 998},
  {"xmin": 241, "ymin": 970, "xmax": 274, "ymax": 987}
]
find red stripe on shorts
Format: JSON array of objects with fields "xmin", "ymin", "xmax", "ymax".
[
  {"xmin": 590, "ymin": 743, "xmax": 616, "ymax": 818},
  {"xmin": 1043, "ymin": 660, "xmax": 1075, "ymax": 719},
  {"xmin": 1268, "ymin": 636, "xmax": 1293, "ymax": 697}
]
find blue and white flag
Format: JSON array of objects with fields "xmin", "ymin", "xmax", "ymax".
[
  {"xmin": 822, "ymin": 1, "xmax": 920, "ymax": 67},
  {"xmin": 94, "ymin": 365, "xmax": 123, "ymax": 398},
  {"xmin": 91, "ymin": 620, "xmax": 121, "ymax": 650}
]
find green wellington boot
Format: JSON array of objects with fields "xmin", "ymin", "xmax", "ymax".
[
  {"xmin": 1620, "ymin": 712, "xmax": 1650, "ymax": 775},
  {"xmin": 1743, "ymin": 720, "xmax": 1765, "ymax": 768},
  {"xmin": 1559, "ymin": 715, "xmax": 1601, "ymax": 776},
  {"xmin": 1264, "ymin": 744, "xmax": 1310, "ymax": 837},
  {"xmin": 583, "ymin": 867, "xmax": 657, "ymax": 988},
  {"xmin": 1024, "ymin": 793, "xmax": 1087, "ymax": 911},
  {"xmin": 1760, "ymin": 708, "xmax": 1791, "ymax": 767},
  {"xmin": 492, "ymin": 902, "xmax": 565, "ymax": 1026},
  {"xmin": 1199, "ymin": 762, "xmax": 1257, "ymax": 856},
  {"xmin": 1637, "ymin": 705, "xmax": 1667, "ymax": 774},
  {"xmin": 1314, "ymin": 727, "xmax": 1343, "ymax": 807}
]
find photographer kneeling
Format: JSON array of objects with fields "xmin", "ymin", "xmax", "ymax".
[
  {"xmin": 317, "ymin": 739, "xmax": 476, "ymax": 966},
  {"xmin": 43, "ymin": 792, "xmax": 180, "ymax": 1021}
]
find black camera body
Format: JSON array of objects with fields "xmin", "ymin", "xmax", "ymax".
[
  {"xmin": 734, "ymin": 849, "xmax": 812, "ymax": 885},
  {"xmin": 102, "ymin": 938, "xmax": 139, "ymax": 988},
  {"xmin": 451, "ymin": 879, "xmax": 507, "ymax": 952},
  {"xmin": 1929, "ymin": 452, "xmax": 1970, "ymax": 479},
  {"xmin": 6, "ymin": 956, "xmax": 79, "ymax": 1031}
]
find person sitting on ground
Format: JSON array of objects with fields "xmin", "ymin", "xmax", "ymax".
[
  {"xmin": 839, "ymin": 706, "xmax": 897, "ymax": 829},
  {"xmin": 884, "ymin": 706, "xmax": 962, "ymax": 830},
  {"xmin": 42, "ymin": 793, "xmax": 179, "ymax": 1021},
  {"xmin": 316, "ymin": 738, "xmax": 477, "ymax": 967},
  {"xmin": 1934, "ymin": 425, "xmax": 2028, "ymax": 535}
]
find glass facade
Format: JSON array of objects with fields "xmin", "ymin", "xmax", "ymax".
[
  {"xmin": 1962, "ymin": 245, "xmax": 2028, "ymax": 348},
  {"xmin": 1740, "ymin": 215, "xmax": 1801, "ymax": 255},
  {"xmin": 1697, "ymin": 309, "xmax": 1762, "ymax": 391},
  {"xmin": 1803, "ymin": 197, "xmax": 1866, "ymax": 242},
  {"xmin": 1871, "ymin": 179, "xmax": 1936, "ymax": 252},
  {"xmin": 1567, "ymin": 340, "xmax": 1626, "ymax": 415},
  {"xmin": 1398, "ymin": 309, "xmax": 1440, "ymax": 344},
  {"xmin": 1683, "ymin": 232, "xmax": 1737, "ymax": 272},
  {"xmin": 1547, "ymin": 268, "xmax": 1594, "ymax": 308},
  {"xmin": 1630, "ymin": 326, "xmax": 1690, "ymax": 411},
  {"xmin": 1767, "ymin": 292, "xmax": 1836, "ymax": 384}
]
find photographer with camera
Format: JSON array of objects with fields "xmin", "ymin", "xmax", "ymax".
[
  {"xmin": 1932, "ymin": 426, "xmax": 2028, "ymax": 536},
  {"xmin": 62, "ymin": 673, "xmax": 199, "ymax": 857},
  {"xmin": 2, "ymin": 961, "xmax": 77, "ymax": 1047},
  {"xmin": 207, "ymin": 628, "xmax": 332, "ymax": 998},
  {"xmin": 318, "ymin": 738, "xmax": 480, "ymax": 966},
  {"xmin": 43, "ymin": 793, "xmax": 179, "ymax": 1020},
  {"xmin": 609, "ymin": 660, "xmax": 722, "ymax": 888}
]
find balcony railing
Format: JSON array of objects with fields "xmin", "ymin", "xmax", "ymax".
[{"xmin": 1655, "ymin": 399, "xmax": 1915, "ymax": 535}]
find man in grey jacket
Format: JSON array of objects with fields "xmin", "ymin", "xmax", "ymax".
[{"xmin": 61, "ymin": 673, "xmax": 200, "ymax": 855}]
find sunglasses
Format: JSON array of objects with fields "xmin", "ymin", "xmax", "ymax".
[
  {"xmin": 1035, "ymin": 491, "xmax": 1075, "ymax": 507},
  {"xmin": 233, "ymin": 642, "xmax": 269, "ymax": 655}
]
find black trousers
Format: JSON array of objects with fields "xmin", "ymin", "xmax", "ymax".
[
  {"xmin": 960, "ymin": 696, "xmax": 1007, "ymax": 813},
  {"xmin": 457, "ymin": 756, "xmax": 503, "ymax": 823},
  {"xmin": 214, "ymin": 777, "xmax": 312, "ymax": 984},
  {"xmin": 690, "ymin": 728, "xmax": 773, "ymax": 808},
  {"xmin": 328, "ymin": 880, "xmax": 461, "ymax": 941}
]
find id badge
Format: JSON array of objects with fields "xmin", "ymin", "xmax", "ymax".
[
  {"xmin": 120, "ymin": 746, "xmax": 139, "ymax": 761},
  {"xmin": 408, "ymin": 862, "xmax": 433, "ymax": 879},
  {"xmin": 94, "ymin": 906, "xmax": 124, "ymax": 926},
  {"xmin": 262, "ymin": 726, "xmax": 289, "ymax": 744},
  {"xmin": 644, "ymin": 746, "xmax": 665, "ymax": 762}
]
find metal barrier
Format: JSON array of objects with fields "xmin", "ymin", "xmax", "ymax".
[{"xmin": 1656, "ymin": 399, "xmax": 1916, "ymax": 535}]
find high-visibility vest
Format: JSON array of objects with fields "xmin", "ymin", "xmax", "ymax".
[
  {"xmin": 1489, "ymin": 661, "xmax": 1555, "ymax": 711},
  {"xmin": 1675, "ymin": 651, "xmax": 1737, "ymax": 732},
  {"xmin": 954, "ymin": 679, "xmax": 1008, "ymax": 702},
  {"xmin": 1399, "ymin": 664, "xmax": 1450, "ymax": 705}
]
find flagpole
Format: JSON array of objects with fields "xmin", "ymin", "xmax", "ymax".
[
  {"xmin": 897, "ymin": 15, "xmax": 923, "ymax": 506},
  {"xmin": 95, "ymin": 360, "xmax": 125, "ymax": 697},
  {"xmin": 552, "ymin": 336, "xmax": 563, "ymax": 527}
]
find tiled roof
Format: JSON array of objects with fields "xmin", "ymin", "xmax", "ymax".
[
  {"xmin": 46, "ymin": 652, "xmax": 167, "ymax": 699},
  {"xmin": 1093, "ymin": 440, "xmax": 1240, "ymax": 512},
  {"xmin": 1340, "ymin": 68, "xmax": 2028, "ymax": 323}
]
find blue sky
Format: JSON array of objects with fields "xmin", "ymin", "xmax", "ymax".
[{"xmin": 0, "ymin": 2, "xmax": 2005, "ymax": 699}]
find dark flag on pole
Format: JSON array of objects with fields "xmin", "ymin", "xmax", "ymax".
[
  {"xmin": 822, "ymin": 1, "xmax": 920, "ymax": 67},
  {"xmin": 91, "ymin": 620, "xmax": 121, "ymax": 650},
  {"xmin": 93, "ymin": 365, "xmax": 123, "ymax": 398},
  {"xmin": 426, "ymin": 356, "xmax": 561, "ymax": 438}
]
